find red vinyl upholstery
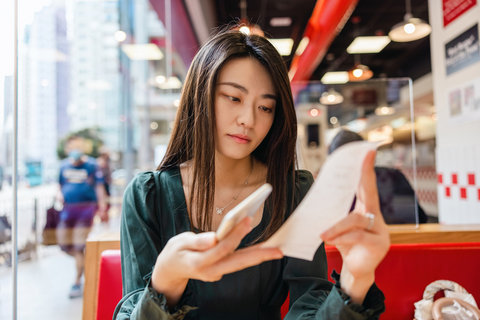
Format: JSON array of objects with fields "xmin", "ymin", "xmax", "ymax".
[
  {"xmin": 96, "ymin": 243, "xmax": 480, "ymax": 320},
  {"xmin": 325, "ymin": 242, "xmax": 480, "ymax": 320},
  {"xmin": 96, "ymin": 250, "xmax": 123, "ymax": 320}
]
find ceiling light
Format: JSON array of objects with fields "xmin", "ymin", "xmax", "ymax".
[
  {"xmin": 347, "ymin": 18, "xmax": 374, "ymax": 82},
  {"xmin": 321, "ymin": 71, "xmax": 349, "ymax": 84},
  {"xmin": 353, "ymin": 68, "xmax": 363, "ymax": 78},
  {"xmin": 155, "ymin": 75, "xmax": 166, "ymax": 84},
  {"xmin": 239, "ymin": 26, "xmax": 250, "ymax": 35},
  {"xmin": 330, "ymin": 117, "xmax": 338, "ymax": 125},
  {"xmin": 270, "ymin": 17, "xmax": 292, "ymax": 27},
  {"xmin": 389, "ymin": 3, "xmax": 431, "ymax": 43},
  {"xmin": 150, "ymin": 122, "xmax": 159, "ymax": 130},
  {"xmin": 309, "ymin": 108, "xmax": 319, "ymax": 117},
  {"xmin": 375, "ymin": 106, "xmax": 396, "ymax": 115},
  {"xmin": 348, "ymin": 64, "xmax": 373, "ymax": 81},
  {"xmin": 404, "ymin": 23, "xmax": 415, "ymax": 34},
  {"xmin": 320, "ymin": 89, "xmax": 344, "ymax": 105},
  {"xmin": 236, "ymin": 0, "xmax": 264, "ymax": 37},
  {"xmin": 235, "ymin": 23, "xmax": 264, "ymax": 36},
  {"xmin": 158, "ymin": 77, "xmax": 182, "ymax": 89},
  {"xmin": 295, "ymin": 37, "xmax": 309, "ymax": 56},
  {"xmin": 121, "ymin": 44, "xmax": 164, "ymax": 60},
  {"xmin": 114, "ymin": 30, "xmax": 127, "ymax": 42},
  {"xmin": 346, "ymin": 36, "xmax": 391, "ymax": 54},
  {"xmin": 268, "ymin": 38, "xmax": 294, "ymax": 56}
]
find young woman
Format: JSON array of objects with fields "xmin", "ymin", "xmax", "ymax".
[{"xmin": 114, "ymin": 30, "xmax": 390, "ymax": 320}]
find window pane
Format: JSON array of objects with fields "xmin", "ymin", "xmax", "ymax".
[
  {"xmin": 8, "ymin": 0, "xmax": 184, "ymax": 318},
  {"xmin": 0, "ymin": 0, "xmax": 15, "ymax": 318}
]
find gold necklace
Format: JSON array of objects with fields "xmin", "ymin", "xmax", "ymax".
[{"xmin": 215, "ymin": 164, "xmax": 254, "ymax": 215}]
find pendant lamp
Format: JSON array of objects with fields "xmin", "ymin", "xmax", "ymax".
[
  {"xmin": 236, "ymin": 0, "xmax": 264, "ymax": 36},
  {"xmin": 348, "ymin": 17, "xmax": 373, "ymax": 82},
  {"xmin": 348, "ymin": 63, "xmax": 373, "ymax": 81},
  {"xmin": 389, "ymin": 0, "xmax": 431, "ymax": 42},
  {"xmin": 320, "ymin": 88, "xmax": 344, "ymax": 105}
]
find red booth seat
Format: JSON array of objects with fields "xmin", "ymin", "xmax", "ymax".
[
  {"xmin": 96, "ymin": 242, "xmax": 480, "ymax": 320},
  {"xmin": 96, "ymin": 250, "xmax": 123, "ymax": 320}
]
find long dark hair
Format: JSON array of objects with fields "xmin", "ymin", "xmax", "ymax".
[{"xmin": 158, "ymin": 29, "xmax": 298, "ymax": 241}]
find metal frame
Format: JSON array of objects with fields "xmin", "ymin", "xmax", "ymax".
[{"xmin": 13, "ymin": 0, "xmax": 19, "ymax": 318}]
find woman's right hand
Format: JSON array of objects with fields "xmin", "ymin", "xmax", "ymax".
[{"xmin": 151, "ymin": 217, "xmax": 283, "ymax": 308}]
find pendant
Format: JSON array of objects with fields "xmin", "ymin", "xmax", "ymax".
[{"xmin": 216, "ymin": 207, "xmax": 224, "ymax": 215}]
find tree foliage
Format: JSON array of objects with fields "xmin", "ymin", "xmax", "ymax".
[{"xmin": 57, "ymin": 127, "xmax": 104, "ymax": 160}]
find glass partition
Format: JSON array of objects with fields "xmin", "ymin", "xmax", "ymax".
[
  {"xmin": 1, "ymin": 0, "xmax": 185, "ymax": 318},
  {"xmin": 292, "ymin": 79, "xmax": 436, "ymax": 227}
]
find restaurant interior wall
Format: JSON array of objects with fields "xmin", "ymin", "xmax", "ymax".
[{"xmin": 428, "ymin": 0, "xmax": 480, "ymax": 224}]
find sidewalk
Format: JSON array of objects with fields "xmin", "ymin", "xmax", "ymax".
[
  {"xmin": 0, "ymin": 214, "xmax": 121, "ymax": 320},
  {"xmin": 0, "ymin": 246, "xmax": 83, "ymax": 320}
]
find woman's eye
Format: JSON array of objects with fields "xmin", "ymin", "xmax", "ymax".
[
  {"xmin": 227, "ymin": 95, "xmax": 240, "ymax": 102},
  {"xmin": 260, "ymin": 106, "xmax": 273, "ymax": 113}
]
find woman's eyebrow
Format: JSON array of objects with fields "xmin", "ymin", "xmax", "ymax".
[
  {"xmin": 219, "ymin": 81, "xmax": 247, "ymax": 93},
  {"xmin": 218, "ymin": 82, "xmax": 277, "ymax": 101}
]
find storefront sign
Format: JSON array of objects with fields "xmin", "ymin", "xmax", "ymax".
[
  {"xmin": 443, "ymin": 0, "xmax": 477, "ymax": 27},
  {"xmin": 351, "ymin": 89, "xmax": 377, "ymax": 105},
  {"xmin": 445, "ymin": 24, "xmax": 480, "ymax": 75},
  {"xmin": 448, "ymin": 76, "xmax": 480, "ymax": 125}
]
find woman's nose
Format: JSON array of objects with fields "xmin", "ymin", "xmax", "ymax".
[{"xmin": 237, "ymin": 104, "xmax": 255, "ymax": 128}]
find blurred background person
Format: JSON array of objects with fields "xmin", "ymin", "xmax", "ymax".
[
  {"xmin": 329, "ymin": 129, "xmax": 428, "ymax": 224},
  {"xmin": 56, "ymin": 135, "xmax": 108, "ymax": 298}
]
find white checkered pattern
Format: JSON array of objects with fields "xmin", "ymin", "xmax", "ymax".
[{"xmin": 436, "ymin": 145, "xmax": 480, "ymax": 224}]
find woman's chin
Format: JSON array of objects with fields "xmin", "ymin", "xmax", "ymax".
[{"xmin": 217, "ymin": 148, "xmax": 253, "ymax": 161}]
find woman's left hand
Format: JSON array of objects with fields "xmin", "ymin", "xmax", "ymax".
[{"xmin": 320, "ymin": 150, "xmax": 390, "ymax": 304}]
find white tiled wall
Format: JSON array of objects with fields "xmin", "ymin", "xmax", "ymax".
[{"xmin": 437, "ymin": 145, "xmax": 480, "ymax": 224}]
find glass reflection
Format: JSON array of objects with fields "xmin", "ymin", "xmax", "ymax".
[{"xmin": 292, "ymin": 79, "xmax": 437, "ymax": 226}]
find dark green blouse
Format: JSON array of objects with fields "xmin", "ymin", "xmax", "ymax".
[{"xmin": 113, "ymin": 168, "xmax": 385, "ymax": 320}]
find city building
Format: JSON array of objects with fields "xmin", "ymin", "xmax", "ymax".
[
  {"xmin": 68, "ymin": 0, "xmax": 122, "ymax": 152},
  {"xmin": 24, "ymin": 4, "xmax": 70, "ymax": 183}
]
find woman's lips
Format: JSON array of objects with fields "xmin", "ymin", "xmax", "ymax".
[{"xmin": 228, "ymin": 134, "xmax": 251, "ymax": 144}]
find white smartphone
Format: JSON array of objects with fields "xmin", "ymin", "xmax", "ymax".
[{"xmin": 215, "ymin": 183, "xmax": 273, "ymax": 241}]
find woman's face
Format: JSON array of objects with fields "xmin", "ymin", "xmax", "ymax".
[{"xmin": 214, "ymin": 57, "xmax": 277, "ymax": 160}]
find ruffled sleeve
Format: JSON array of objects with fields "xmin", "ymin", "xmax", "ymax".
[
  {"xmin": 113, "ymin": 172, "xmax": 194, "ymax": 320},
  {"xmin": 284, "ymin": 170, "xmax": 385, "ymax": 320}
]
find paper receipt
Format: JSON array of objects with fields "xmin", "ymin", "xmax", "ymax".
[{"xmin": 261, "ymin": 141, "xmax": 379, "ymax": 261}]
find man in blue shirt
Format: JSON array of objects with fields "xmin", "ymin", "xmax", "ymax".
[{"xmin": 57, "ymin": 135, "xmax": 107, "ymax": 298}]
